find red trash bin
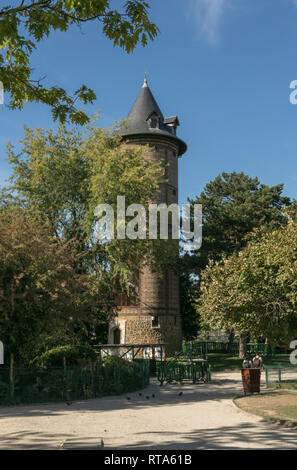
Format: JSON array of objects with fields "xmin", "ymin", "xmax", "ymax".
[{"xmin": 241, "ymin": 368, "xmax": 261, "ymax": 395}]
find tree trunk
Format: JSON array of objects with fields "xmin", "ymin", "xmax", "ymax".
[
  {"xmin": 228, "ymin": 328, "xmax": 235, "ymax": 354},
  {"xmin": 239, "ymin": 333, "xmax": 248, "ymax": 359}
]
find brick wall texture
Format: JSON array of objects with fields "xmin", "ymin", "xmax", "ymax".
[{"xmin": 110, "ymin": 136, "xmax": 182, "ymax": 356}]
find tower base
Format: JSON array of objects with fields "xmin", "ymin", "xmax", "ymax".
[{"xmin": 108, "ymin": 314, "xmax": 182, "ymax": 357}]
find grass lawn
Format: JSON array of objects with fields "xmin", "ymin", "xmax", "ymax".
[
  {"xmin": 269, "ymin": 381, "xmax": 297, "ymax": 390},
  {"xmin": 208, "ymin": 353, "xmax": 290, "ymax": 372},
  {"xmin": 235, "ymin": 391, "xmax": 297, "ymax": 425}
]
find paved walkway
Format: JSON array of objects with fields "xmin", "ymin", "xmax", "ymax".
[{"xmin": 0, "ymin": 371, "xmax": 296, "ymax": 449}]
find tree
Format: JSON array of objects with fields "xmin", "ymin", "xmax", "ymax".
[
  {"xmin": 0, "ymin": 1, "xmax": 158, "ymax": 123},
  {"xmin": 189, "ymin": 172, "xmax": 291, "ymax": 270},
  {"xmin": 198, "ymin": 220, "xmax": 297, "ymax": 357},
  {"xmin": 180, "ymin": 172, "xmax": 291, "ymax": 341},
  {"xmin": 0, "ymin": 208, "xmax": 103, "ymax": 363},
  {"xmin": 5, "ymin": 120, "xmax": 166, "ymax": 297},
  {"xmin": 180, "ymin": 272, "xmax": 200, "ymax": 341}
]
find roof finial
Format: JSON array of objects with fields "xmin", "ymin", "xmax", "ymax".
[{"xmin": 143, "ymin": 70, "xmax": 149, "ymax": 87}]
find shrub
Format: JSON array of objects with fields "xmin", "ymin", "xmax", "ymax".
[
  {"xmin": 37, "ymin": 345, "xmax": 97, "ymax": 367},
  {"xmin": 102, "ymin": 355, "xmax": 132, "ymax": 367}
]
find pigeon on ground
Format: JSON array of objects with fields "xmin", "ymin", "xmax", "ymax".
[
  {"xmin": 146, "ymin": 396, "xmax": 150, "ymax": 400},
  {"xmin": 138, "ymin": 393, "xmax": 142, "ymax": 396},
  {"xmin": 178, "ymin": 392, "xmax": 183, "ymax": 397},
  {"xmin": 66, "ymin": 401, "xmax": 72, "ymax": 406},
  {"xmin": 152, "ymin": 394, "xmax": 155, "ymax": 398},
  {"xmin": 126, "ymin": 397, "xmax": 131, "ymax": 400}
]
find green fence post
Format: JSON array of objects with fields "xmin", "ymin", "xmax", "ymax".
[
  {"xmin": 192, "ymin": 364, "xmax": 196, "ymax": 384},
  {"xmin": 9, "ymin": 353, "xmax": 14, "ymax": 401}
]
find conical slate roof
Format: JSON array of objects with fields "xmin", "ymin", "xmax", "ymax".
[
  {"xmin": 127, "ymin": 78, "xmax": 164, "ymax": 129},
  {"xmin": 120, "ymin": 79, "xmax": 187, "ymax": 156}
]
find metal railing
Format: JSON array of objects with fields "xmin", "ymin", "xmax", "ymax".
[
  {"xmin": 156, "ymin": 359, "xmax": 211, "ymax": 385},
  {"xmin": 0, "ymin": 359, "xmax": 150, "ymax": 406},
  {"xmin": 265, "ymin": 364, "xmax": 297, "ymax": 389},
  {"xmin": 183, "ymin": 341, "xmax": 276, "ymax": 357}
]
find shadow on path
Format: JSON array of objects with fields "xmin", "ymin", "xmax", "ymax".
[
  {"xmin": 1, "ymin": 372, "xmax": 294, "ymax": 450},
  {"xmin": 0, "ymin": 374, "xmax": 246, "ymax": 419}
]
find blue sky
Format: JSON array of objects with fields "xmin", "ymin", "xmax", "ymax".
[{"xmin": 1, "ymin": 0, "xmax": 297, "ymax": 205}]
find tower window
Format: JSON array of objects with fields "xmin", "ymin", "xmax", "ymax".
[
  {"xmin": 113, "ymin": 328, "xmax": 121, "ymax": 344},
  {"xmin": 169, "ymin": 124, "xmax": 177, "ymax": 136},
  {"xmin": 151, "ymin": 315, "xmax": 159, "ymax": 328},
  {"xmin": 164, "ymin": 116, "xmax": 180, "ymax": 136},
  {"xmin": 146, "ymin": 111, "xmax": 160, "ymax": 129}
]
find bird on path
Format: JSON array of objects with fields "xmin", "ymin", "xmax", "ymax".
[
  {"xmin": 66, "ymin": 401, "xmax": 72, "ymax": 406},
  {"xmin": 126, "ymin": 397, "xmax": 131, "ymax": 401},
  {"xmin": 146, "ymin": 396, "xmax": 150, "ymax": 400},
  {"xmin": 178, "ymin": 392, "xmax": 183, "ymax": 397}
]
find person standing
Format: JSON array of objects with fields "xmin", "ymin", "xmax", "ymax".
[
  {"xmin": 252, "ymin": 352, "xmax": 264, "ymax": 370},
  {"xmin": 242, "ymin": 356, "xmax": 253, "ymax": 369}
]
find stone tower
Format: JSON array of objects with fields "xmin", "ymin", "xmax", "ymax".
[{"xmin": 108, "ymin": 78, "xmax": 187, "ymax": 356}]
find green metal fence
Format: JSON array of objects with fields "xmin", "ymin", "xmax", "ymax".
[
  {"xmin": 183, "ymin": 341, "xmax": 275, "ymax": 357},
  {"xmin": 182, "ymin": 342, "xmax": 206, "ymax": 359},
  {"xmin": 247, "ymin": 343, "xmax": 275, "ymax": 357},
  {"xmin": 265, "ymin": 364, "xmax": 297, "ymax": 389},
  {"xmin": 156, "ymin": 360, "xmax": 211, "ymax": 385},
  {"xmin": 0, "ymin": 359, "xmax": 150, "ymax": 406},
  {"xmin": 202, "ymin": 341, "xmax": 239, "ymax": 355}
]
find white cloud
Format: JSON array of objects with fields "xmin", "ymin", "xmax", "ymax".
[{"xmin": 188, "ymin": 0, "xmax": 230, "ymax": 44}]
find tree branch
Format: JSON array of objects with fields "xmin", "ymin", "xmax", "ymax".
[
  {"xmin": 44, "ymin": 5, "xmax": 121, "ymax": 23},
  {"xmin": 0, "ymin": 1, "xmax": 126, "ymax": 24},
  {"xmin": 0, "ymin": 1, "xmax": 52, "ymax": 17}
]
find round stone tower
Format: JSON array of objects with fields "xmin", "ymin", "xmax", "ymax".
[{"xmin": 108, "ymin": 78, "xmax": 187, "ymax": 356}]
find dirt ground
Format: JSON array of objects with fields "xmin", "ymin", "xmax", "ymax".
[{"xmin": 0, "ymin": 371, "xmax": 297, "ymax": 450}]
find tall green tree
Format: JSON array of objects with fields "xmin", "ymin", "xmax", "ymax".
[
  {"xmin": 179, "ymin": 272, "xmax": 200, "ymax": 341},
  {"xmin": 198, "ymin": 220, "xmax": 297, "ymax": 357},
  {"xmin": 0, "ymin": 1, "xmax": 158, "ymax": 123},
  {"xmin": 181, "ymin": 172, "xmax": 291, "ymax": 340},
  {"xmin": 189, "ymin": 172, "xmax": 291, "ymax": 270},
  {"xmin": 6, "ymin": 120, "xmax": 165, "ymax": 295}
]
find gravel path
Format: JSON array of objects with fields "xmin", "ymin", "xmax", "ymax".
[{"xmin": 0, "ymin": 371, "xmax": 296, "ymax": 450}]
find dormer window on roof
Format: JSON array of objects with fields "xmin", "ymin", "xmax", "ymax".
[
  {"xmin": 164, "ymin": 116, "xmax": 180, "ymax": 136},
  {"xmin": 146, "ymin": 111, "xmax": 160, "ymax": 129}
]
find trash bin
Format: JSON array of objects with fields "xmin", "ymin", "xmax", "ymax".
[{"xmin": 241, "ymin": 368, "xmax": 261, "ymax": 395}]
